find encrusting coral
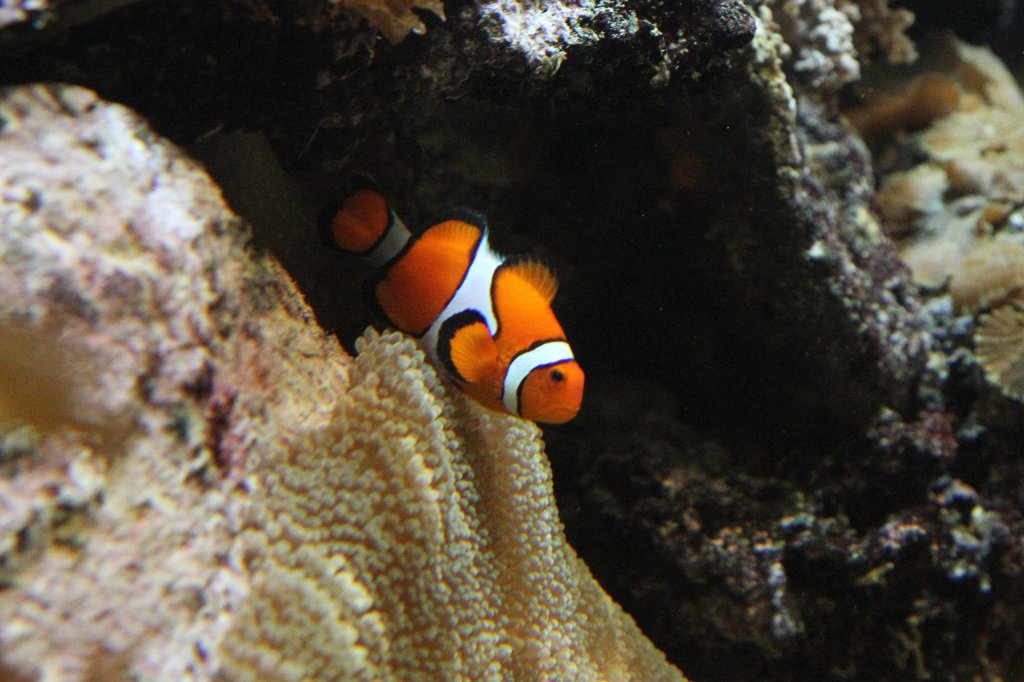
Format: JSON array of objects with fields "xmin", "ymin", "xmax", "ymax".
[
  {"xmin": 850, "ymin": 35, "xmax": 1024, "ymax": 400},
  {"xmin": 853, "ymin": 35, "xmax": 1024, "ymax": 291},
  {"xmin": 476, "ymin": 0, "xmax": 640, "ymax": 75},
  {"xmin": 954, "ymin": 240, "xmax": 1024, "ymax": 400},
  {"xmin": 764, "ymin": 0, "xmax": 915, "ymax": 90},
  {"xmin": 0, "ymin": 83, "xmax": 686, "ymax": 681}
]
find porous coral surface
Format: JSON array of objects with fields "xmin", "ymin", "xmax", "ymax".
[{"xmin": 0, "ymin": 83, "xmax": 685, "ymax": 682}]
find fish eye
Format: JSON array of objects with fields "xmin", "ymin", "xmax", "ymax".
[{"xmin": 550, "ymin": 368, "xmax": 565, "ymax": 383}]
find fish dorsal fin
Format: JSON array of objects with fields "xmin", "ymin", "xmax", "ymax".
[
  {"xmin": 421, "ymin": 217, "xmax": 483, "ymax": 248},
  {"xmin": 431, "ymin": 207, "xmax": 490, "ymax": 233},
  {"xmin": 438, "ymin": 310, "xmax": 498, "ymax": 384},
  {"xmin": 504, "ymin": 256, "xmax": 559, "ymax": 304}
]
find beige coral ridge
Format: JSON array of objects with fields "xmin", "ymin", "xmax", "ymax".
[
  {"xmin": 853, "ymin": 36, "xmax": 1024, "ymax": 401},
  {"xmin": 0, "ymin": 83, "xmax": 686, "ymax": 681}
]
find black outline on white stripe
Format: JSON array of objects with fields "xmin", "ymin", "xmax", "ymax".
[
  {"xmin": 436, "ymin": 309, "xmax": 487, "ymax": 383},
  {"xmin": 499, "ymin": 336, "xmax": 566, "ymax": 404},
  {"xmin": 515, "ymin": 359, "xmax": 570, "ymax": 417}
]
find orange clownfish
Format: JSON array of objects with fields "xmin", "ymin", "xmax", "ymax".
[{"xmin": 320, "ymin": 177, "xmax": 584, "ymax": 424}]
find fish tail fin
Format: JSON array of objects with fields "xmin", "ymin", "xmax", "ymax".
[{"xmin": 319, "ymin": 173, "xmax": 410, "ymax": 264}]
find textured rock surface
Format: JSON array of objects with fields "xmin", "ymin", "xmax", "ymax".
[
  {"xmin": 0, "ymin": 82, "xmax": 255, "ymax": 681},
  {"xmin": 0, "ymin": 83, "xmax": 685, "ymax": 682},
  {"xmin": 542, "ymin": 12, "xmax": 1024, "ymax": 681},
  {"xmin": 4, "ymin": 1, "xmax": 1024, "ymax": 681}
]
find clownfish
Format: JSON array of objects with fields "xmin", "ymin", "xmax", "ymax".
[{"xmin": 320, "ymin": 177, "xmax": 584, "ymax": 424}]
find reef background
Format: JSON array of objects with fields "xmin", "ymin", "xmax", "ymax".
[{"xmin": 4, "ymin": 0, "xmax": 1024, "ymax": 680}]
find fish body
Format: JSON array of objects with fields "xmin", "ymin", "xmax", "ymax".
[{"xmin": 321, "ymin": 179, "xmax": 584, "ymax": 424}]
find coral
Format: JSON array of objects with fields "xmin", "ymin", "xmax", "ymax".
[
  {"xmin": 222, "ymin": 330, "xmax": 683, "ymax": 681},
  {"xmin": 859, "ymin": 36, "xmax": 1024, "ymax": 292},
  {"xmin": 770, "ymin": 0, "xmax": 862, "ymax": 89},
  {"xmin": 765, "ymin": 0, "xmax": 915, "ymax": 90},
  {"xmin": 850, "ymin": 0, "xmax": 915, "ymax": 64},
  {"xmin": 7, "ymin": 0, "xmax": 1024, "ymax": 679},
  {"xmin": 856, "ymin": 35, "xmax": 1024, "ymax": 400},
  {"xmin": 0, "ymin": 0, "xmax": 759, "ymax": 176},
  {"xmin": 0, "ymin": 83, "xmax": 685, "ymax": 681},
  {"xmin": 469, "ymin": 0, "xmax": 756, "ymax": 78},
  {"xmin": 741, "ymin": 4, "xmax": 930, "ymax": 410},
  {"xmin": 475, "ymin": 0, "xmax": 639, "ymax": 75},
  {"xmin": 873, "ymin": 164, "xmax": 950, "ymax": 236},
  {"xmin": 845, "ymin": 73, "xmax": 961, "ymax": 140},
  {"xmin": 975, "ymin": 294, "xmax": 1024, "ymax": 401},
  {"xmin": 0, "ymin": 81, "xmax": 254, "ymax": 681},
  {"xmin": 948, "ymin": 241, "xmax": 1024, "ymax": 310},
  {"xmin": 336, "ymin": 0, "xmax": 445, "ymax": 43}
]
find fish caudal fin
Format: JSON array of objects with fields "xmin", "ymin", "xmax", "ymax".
[
  {"xmin": 320, "ymin": 175, "xmax": 414, "ymax": 275},
  {"xmin": 319, "ymin": 187, "xmax": 391, "ymax": 255}
]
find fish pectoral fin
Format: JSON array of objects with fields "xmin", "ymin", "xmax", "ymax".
[
  {"xmin": 438, "ymin": 310, "xmax": 498, "ymax": 385},
  {"xmin": 448, "ymin": 319, "xmax": 498, "ymax": 385},
  {"xmin": 504, "ymin": 256, "xmax": 559, "ymax": 304}
]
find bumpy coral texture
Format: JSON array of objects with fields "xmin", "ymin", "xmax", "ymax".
[
  {"xmin": 223, "ymin": 329, "xmax": 684, "ymax": 681},
  {"xmin": 765, "ymin": 0, "xmax": 914, "ymax": 90},
  {"xmin": 476, "ymin": 0, "xmax": 639, "ymax": 75},
  {"xmin": 0, "ymin": 83, "xmax": 245, "ymax": 681},
  {"xmin": 0, "ymin": 83, "xmax": 685, "ymax": 682},
  {"xmin": 975, "ymin": 294, "xmax": 1024, "ymax": 400}
]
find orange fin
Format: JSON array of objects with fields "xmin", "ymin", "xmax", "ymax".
[
  {"xmin": 432, "ymin": 207, "xmax": 490, "ymax": 233},
  {"xmin": 504, "ymin": 257, "xmax": 559, "ymax": 304},
  {"xmin": 320, "ymin": 187, "xmax": 391, "ymax": 254},
  {"xmin": 437, "ymin": 310, "xmax": 497, "ymax": 384},
  {"xmin": 419, "ymin": 218, "xmax": 483, "ymax": 250}
]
